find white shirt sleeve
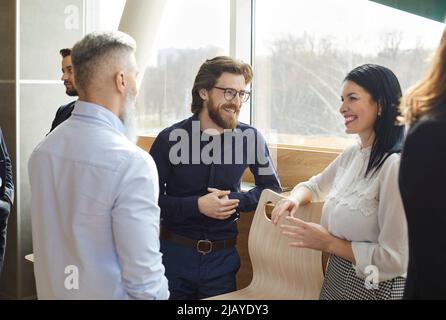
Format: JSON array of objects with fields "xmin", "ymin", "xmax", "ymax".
[
  {"xmin": 351, "ymin": 155, "xmax": 408, "ymax": 281},
  {"xmin": 111, "ymin": 151, "xmax": 169, "ymax": 300}
]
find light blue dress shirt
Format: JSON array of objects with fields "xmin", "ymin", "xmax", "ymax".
[{"xmin": 29, "ymin": 101, "xmax": 169, "ymax": 300}]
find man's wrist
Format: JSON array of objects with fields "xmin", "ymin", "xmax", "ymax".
[{"xmin": 197, "ymin": 196, "xmax": 204, "ymax": 214}]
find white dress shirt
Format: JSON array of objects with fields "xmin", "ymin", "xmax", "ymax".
[
  {"xmin": 28, "ymin": 101, "xmax": 169, "ymax": 300},
  {"xmin": 291, "ymin": 144, "xmax": 408, "ymax": 281}
]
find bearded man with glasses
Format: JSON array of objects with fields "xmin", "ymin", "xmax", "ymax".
[{"xmin": 150, "ymin": 56, "xmax": 282, "ymax": 300}]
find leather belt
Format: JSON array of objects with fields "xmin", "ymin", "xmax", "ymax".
[{"xmin": 160, "ymin": 227, "xmax": 237, "ymax": 255}]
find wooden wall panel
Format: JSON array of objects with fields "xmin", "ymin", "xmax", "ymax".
[
  {"xmin": 137, "ymin": 136, "xmax": 154, "ymax": 152},
  {"xmin": 243, "ymin": 146, "xmax": 339, "ymax": 188}
]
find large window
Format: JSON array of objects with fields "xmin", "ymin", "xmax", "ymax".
[
  {"xmin": 253, "ymin": 0, "xmax": 444, "ymax": 149},
  {"xmin": 93, "ymin": 0, "xmax": 444, "ymax": 149},
  {"xmin": 87, "ymin": 0, "xmax": 126, "ymax": 31},
  {"xmin": 136, "ymin": 0, "xmax": 231, "ymax": 136}
]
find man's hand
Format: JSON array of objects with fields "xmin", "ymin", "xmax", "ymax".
[{"xmin": 198, "ymin": 188, "xmax": 240, "ymax": 220}]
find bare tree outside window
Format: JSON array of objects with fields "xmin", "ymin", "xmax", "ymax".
[
  {"xmin": 136, "ymin": 0, "xmax": 230, "ymax": 135},
  {"xmin": 99, "ymin": 0, "xmax": 443, "ymax": 148},
  {"xmin": 253, "ymin": 0, "xmax": 444, "ymax": 149}
]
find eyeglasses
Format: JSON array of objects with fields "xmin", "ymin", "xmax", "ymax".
[{"xmin": 213, "ymin": 86, "xmax": 251, "ymax": 103}]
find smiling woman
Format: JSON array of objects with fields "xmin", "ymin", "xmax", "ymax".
[
  {"xmin": 342, "ymin": 64, "xmax": 404, "ymax": 176},
  {"xmin": 270, "ymin": 64, "xmax": 408, "ymax": 300},
  {"xmin": 340, "ymin": 81, "xmax": 380, "ymax": 141}
]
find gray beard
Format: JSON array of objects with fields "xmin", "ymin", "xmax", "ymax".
[{"xmin": 122, "ymin": 94, "xmax": 138, "ymax": 144}]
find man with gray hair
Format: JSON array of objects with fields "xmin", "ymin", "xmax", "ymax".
[{"xmin": 28, "ymin": 31, "xmax": 169, "ymax": 300}]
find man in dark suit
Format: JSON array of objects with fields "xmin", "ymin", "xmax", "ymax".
[
  {"xmin": 0, "ymin": 127, "xmax": 14, "ymax": 276},
  {"xmin": 49, "ymin": 48, "xmax": 78, "ymax": 133}
]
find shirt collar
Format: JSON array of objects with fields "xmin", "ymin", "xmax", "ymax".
[
  {"xmin": 355, "ymin": 141, "xmax": 372, "ymax": 156},
  {"xmin": 71, "ymin": 100, "xmax": 126, "ymax": 134}
]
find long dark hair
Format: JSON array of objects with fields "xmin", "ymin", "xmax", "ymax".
[{"xmin": 345, "ymin": 64, "xmax": 404, "ymax": 177}]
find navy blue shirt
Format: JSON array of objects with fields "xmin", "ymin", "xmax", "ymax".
[
  {"xmin": 49, "ymin": 101, "xmax": 76, "ymax": 133},
  {"xmin": 0, "ymin": 128, "xmax": 14, "ymax": 204},
  {"xmin": 150, "ymin": 114, "xmax": 281, "ymax": 241}
]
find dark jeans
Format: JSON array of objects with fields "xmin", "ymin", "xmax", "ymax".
[
  {"xmin": 0, "ymin": 199, "xmax": 11, "ymax": 276},
  {"xmin": 160, "ymin": 239, "xmax": 240, "ymax": 300}
]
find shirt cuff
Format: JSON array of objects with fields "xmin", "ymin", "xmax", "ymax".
[
  {"xmin": 351, "ymin": 241, "xmax": 377, "ymax": 280},
  {"xmin": 289, "ymin": 183, "xmax": 319, "ymax": 203},
  {"xmin": 185, "ymin": 196, "xmax": 200, "ymax": 217},
  {"xmin": 228, "ymin": 192, "xmax": 246, "ymax": 211},
  {"xmin": 4, "ymin": 188, "xmax": 14, "ymax": 205}
]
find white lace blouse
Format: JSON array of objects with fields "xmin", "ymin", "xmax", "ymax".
[{"xmin": 290, "ymin": 144, "xmax": 408, "ymax": 281}]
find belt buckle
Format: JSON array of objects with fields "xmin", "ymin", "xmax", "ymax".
[{"xmin": 197, "ymin": 239, "xmax": 213, "ymax": 255}]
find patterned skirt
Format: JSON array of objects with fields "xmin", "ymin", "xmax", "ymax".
[{"xmin": 320, "ymin": 255, "xmax": 406, "ymax": 300}]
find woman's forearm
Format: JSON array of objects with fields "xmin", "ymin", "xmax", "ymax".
[
  {"xmin": 288, "ymin": 186, "xmax": 312, "ymax": 205},
  {"xmin": 326, "ymin": 236, "xmax": 356, "ymax": 264}
]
